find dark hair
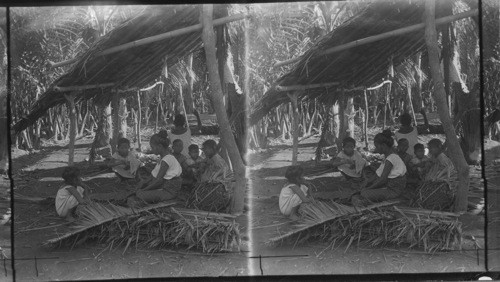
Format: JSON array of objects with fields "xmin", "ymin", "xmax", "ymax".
[
  {"xmin": 150, "ymin": 132, "xmax": 170, "ymax": 148},
  {"xmin": 173, "ymin": 139, "xmax": 183, "ymax": 146},
  {"xmin": 202, "ymin": 139, "xmax": 218, "ymax": 150},
  {"xmin": 414, "ymin": 143, "xmax": 425, "ymax": 151},
  {"xmin": 373, "ymin": 129, "xmax": 394, "ymax": 148},
  {"xmin": 342, "ymin": 137, "xmax": 356, "ymax": 147},
  {"xmin": 117, "ymin": 137, "xmax": 130, "ymax": 147},
  {"xmin": 399, "ymin": 113, "xmax": 412, "ymax": 127},
  {"xmin": 397, "ymin": 138, "xmax": 409, "ymax": 145},
  {"xmin": 285, "ymin": 165, "xmax": 303, "ymax": 183},
  {"xmin": 62, "ymin": 166, "xmax": 80, "ymax": 183},
  {"xmin": 428, "ymin": 138, "xmax": 442, "ymax": 148},
  {"xmin": 174, "ymin": 114, "xmax": 186, "ymax": 127},
  {"xmin": 188, "ymin": 144, "xmax": 199, "ymax": 151}
]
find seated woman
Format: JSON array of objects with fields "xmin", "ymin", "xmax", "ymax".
[
  {"xmin": 127, "ymin": 132, "xmax": 182, "ymax": 206},
  {"xmin": 424, "ymin": 138, "xmax": 456, "ymax": 181},
  {"xmin": 168, "ymin": 114, "xmax": 191, "ymax": 156},
  {"xmin": 199, "ymin": 139, "xmax": 231, "ymax": 182},
  {"xmin": 394, "ymin": 113, "xmax": 418, "ymax": 157},
  {"xmin": 351, "ymin": 130, "xmax": 407, "ymax": 205}
]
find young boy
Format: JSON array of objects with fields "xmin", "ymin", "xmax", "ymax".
[
  {"xmin": 185, "ymin": 144, "xmax": 205, "ymax": 181},
  {"xmin": 330, "ymin": 137, "xmax": 366, "ymax": 182},
  {"xmin": 199, "ymin": 139, "xmax": 230, "ymax": 182},
  {"xmin": 396, "ymin": 138, "xmax": 413, "ymax": 169},
  {"xmin": 55, "ymin": 167, "xmax": 90, "ymax": 221},
  {"xmin": 107, "ymin": 138, "xmax": 142, "ymax": 179},
  {"xmin": 409, "ymin": 143, "xmax": 430, "ymax": 180},
  {"xmin": 425, "ymin": 139, "xmax": 456, "ymax": 181},
  {"xmin": 172, "ymin": 139, "xmax": 188, "ymax": 170},
  {"xmin": 279, "ymin": 165, "xmax": 311, "ymax": 220}
]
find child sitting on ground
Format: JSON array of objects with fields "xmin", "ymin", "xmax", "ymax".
[
  {"xmin": 425, "ymin": 138, "xmax": 456, "ymax": 181},
  {"xmin": 199, "ymin": 140, "xmax": 231, "ymax": 182},
  {"xmin": 172, "ymin": 139, "xmax": 189, "ymax": 171},
  {"xmin": 409, "ymin": 143, "xmax": 430, "ymax": 180},
  {"xmin": 396, "ymin": 138, "xmax": 413, "ymax": 168},
  {"xmin": 106, "ymin": 138, "xmax": 142, "ymax": 179},
  {"xmin": 185, "ymin": 144, "xmax": 205, "ymax": 181},
  {"xmin": 279, "ymin": 165, "xmax": 311, "ymax": 220},
  {"xmin": 55, "ymin": 166, "xmax": 91, "ymax": 221},
  {"xmin": 330, "ymin": 137, "xmax": 366, "ymax": 183}
]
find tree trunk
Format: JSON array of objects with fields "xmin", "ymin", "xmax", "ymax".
[
  {"xmin": 201, "ymin": 4, "xmax": 246, "ymax": 215},
  {"xmin": 383, "ymin": 85, "xmax": 390, "ymax": 129},
  {"xmin": 119, "ymin": 97, "xmax": 128, "ymax": 139},
  {"xmin": 346, "ymin": 96, "xmax": 355, "ymax": 138},
  {"xmin": 136, "ymin": 91, "xmax": 142, "ymax": 151},
  {"xmin": 407, "ymin": 82, "xmax": 418, "ymax": 126},
  {"xmin": 65, "ymin": 93, "xmax": 77, "ymax": 165},
  {"xmin": 111, "ymin": 91, "xmax": 120, "ymax": 153},
  {"xmin": 337, "ymin": 94, "xmax": 347, "ymax": 148},
  {"xmin": 184, "ymin": 53, "xmax": 195, "ymax": 114},
  {"xmin": 424, "ymin": 0, "xmax": 469, "ymax": 213},
  {"xmin": 288, "ymin": 91, "xmax": 300, "ymax": 165},
  {"xmin": 363, "ymin": 89, "xmax": 369, "ymax": 149}
]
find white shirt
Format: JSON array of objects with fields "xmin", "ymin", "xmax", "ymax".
[
  {"xmin": 168, "ymin": 128, "xmax": 192, "ymax": 156},
  {"xmin": 151, "ymin": 154, "xmax": 182, "ymax": 180},
  {"xmin": 55, "ymin": 185, "xmax": 84, "ymax": 217},
  {"xmin": 279, "ymin": 184, "xmax": 309, "ymax": 216},
  {"xmin": 376, "ymin": 153, "xmax": 407, "ymax": 178},
  {"xmin": 395, "ymin": 127, "xmax": 418, "ymax": 157}
]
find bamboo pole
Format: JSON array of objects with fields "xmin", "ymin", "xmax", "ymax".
[
  {"xmin": 288, "ymin": 91, "xmax": 300, "ymax": 165},
  {"xmin": 54, "ymin": 83, "xmax": 114, "ymax": 92},
  {"xmin": 274, "ymin": 9, "xmax": 478, "ymax": 68},
  {"xmin": 64, "ymin": 93, "xmax": 77, "ymax": 165},
  {"xmin": 424, "ymin": 0, "xmax": 469, "ymax": 212},
  {"xmin": 50, "ymin": 13, "xmax": 249, "ymax": 69},
  {"xmin": 276, "ymin": 81, "xmax": 340, "ymax": 92}
]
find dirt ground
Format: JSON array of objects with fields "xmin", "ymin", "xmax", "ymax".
[
  {"xmin": 248, "ymin": 134, "xmax": 488, "ymax": 276},
  {"xmin": 11, "ymin": 135, "xmax": 250, "ymax": 281}
]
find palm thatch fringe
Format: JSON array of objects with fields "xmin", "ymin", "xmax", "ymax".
[
  {"xmin": 266, "ymin": 199, "xmax": 400, "ymax": 245},
  {"xmin": 44, "ymin": 201, "xmax": 241, "ymax": 253},
  {"xmin": 267, "ymin": 200, "xmax": 462, "ymax": 253},
  {"xmin": 45, "ymin": 201, "xmax": 178, "ymax": 246}
]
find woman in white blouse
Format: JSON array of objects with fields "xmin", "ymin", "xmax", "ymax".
[{"xmin": 352, "ymin": 130, "xmax": 407, "ymax": 204}]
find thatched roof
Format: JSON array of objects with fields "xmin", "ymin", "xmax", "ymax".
[
  {"xmin": 13, "ymin": 5, "xmax": 230, "ymax": 134},
  {"xmin": 249, "ymin": 0, "xmax": 470, "ymax": 125}
]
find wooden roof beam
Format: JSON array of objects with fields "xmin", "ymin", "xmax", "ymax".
[
  {"xmin": 50, "ymin": 13, "xmax": 249, "ymax": 69},
  {"xmin": 274, "ymin": 9, "xmax": 478, "ymax": 68},
  {"xmin": 53, "ymin": 83, "xmax": 114, "ymax": 92},
  {"xmin": 275, "ymin": 81, "xmax": 340, "ymax": 92}
]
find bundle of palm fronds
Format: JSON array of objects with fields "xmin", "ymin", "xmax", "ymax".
[
  {"xmin": 45, "ymin": 201, "xmax": 241, "ymax": 253},
  {"xmin": 409, "ymin": 180, "xmax": 455, "ymax": 211},
  {"xmin": 186, "ymin": 181, "xmax": 230, "ymax": 212},
  {"xmin": 267, "ymin": 200, "xmax": 462, "ymax": 253}
]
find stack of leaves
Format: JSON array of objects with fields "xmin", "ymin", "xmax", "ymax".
[
  {"xmin": 410, "ymin": 180, "xmax": 455, "ymax": 211},
  {"xmin": 186, "ymin": 182, "xmax": 231, "ymax": 212},
  {"xmin": 45, "ymin": 201, "xmax": 241, "ymax": 253},
  {"xmin": 267, "ymin": 200, "xmax": 463, "ymax": 253}
]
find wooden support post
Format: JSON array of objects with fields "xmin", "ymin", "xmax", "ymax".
[
  {"xmin": 383, "ymin": 84, "xmax": 390, "ymax": 129},
  {"xmin": 363, "ymin": 89, "xmax": 369, "ymax": 149},
  {"xmin": 111, "ymin": 91, "xmax": 120, "ymax": 153},
  {"xmin": 346, "ymin": 96, "xmax": 355, "ymax": 138},
  {"xmin": 64, "ymin": 93, "xmax": 77, "ymax": 165},
  {"xmin": 136, "ymin": 91, "xmax": 142, "ymax": 151},
  {"xmin": 201, "ymin": 4, "xmax": 246, "ymax": 215},
  {"xmin": 424, "ymin": 0, "xmax": 469, "ymax": 212},
  {"xmin": 287, "ymin": 91, "xmax": 300, "ymax": 165},
  {"xmin": 155, "ymin": 86, "xmax": 160, "ymax": 133},
  {"xmin": 406, "ymin": 82, "xmax": 418, "ymax": 127}
]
